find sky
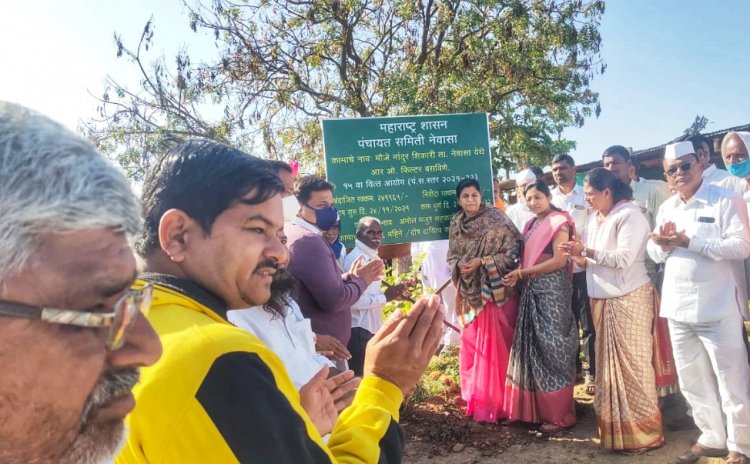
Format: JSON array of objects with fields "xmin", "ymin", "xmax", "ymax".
[{"xmin": 1, "ymin": 0, "xmax": 749, "ymax": 167}]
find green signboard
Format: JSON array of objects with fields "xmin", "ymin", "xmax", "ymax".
[{"xmin": 322, "ymin": 113, "xmax": 493, "ymax": 245}]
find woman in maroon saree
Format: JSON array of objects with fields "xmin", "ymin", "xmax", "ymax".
[{"xmin": 502, "ymin": 180, "xmax": 578, "ymax": 433}]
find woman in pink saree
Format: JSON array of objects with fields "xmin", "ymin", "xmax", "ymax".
[
  {"xmin": 448, "ymin": 178, "xmax": 523, "ymax": 422},
  {"xmin": 502, "ymin": 180, "xmax": 578, "ymax": 433}
]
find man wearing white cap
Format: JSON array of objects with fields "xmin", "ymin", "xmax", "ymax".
[
  {"xmin": 647, "ymin": 140, "xmax": 750, "ymax": 464},
  {"xmin": 505, "ymin": 168, "xmax": 539, "ymax": 231}
]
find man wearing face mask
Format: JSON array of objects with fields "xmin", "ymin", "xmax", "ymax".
[{"xmin": 286, "ymin": 176, "xmax": 385, "ymax": 348}]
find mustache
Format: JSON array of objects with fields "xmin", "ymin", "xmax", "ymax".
[
  {"xmin": 80, "ymin": 369, "xmax": 140, "ymax": 425},
  {"xmin": 254, "ymin": 259, "xmax": 279, "ymax": 273}
]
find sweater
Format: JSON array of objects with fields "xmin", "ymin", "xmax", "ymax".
[
  {"xmin": 117, "ymin": 273, "xmax": 405, "ymax": 464},
  {"xmin": 285, "ymin": 220, "xmax": 367, "ymax": 344}
]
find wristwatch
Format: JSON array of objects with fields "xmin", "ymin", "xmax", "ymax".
[{"xmin": 580, "ymin": 248, "xmax": 588, "ymax": 258}]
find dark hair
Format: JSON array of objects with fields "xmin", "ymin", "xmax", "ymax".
[
  {"xmin": 551, "ymin": 154, "xmax": 575, "ymax": 166},
  {"xmin": 264, "ymin": 268, "xmax": 298, "ymax": 317},
  {"xmin": 602, "ymin": 145, "xmax": 632, "ymax": 163},
  {"xmin": 529, "ymin": 166, "xmax": 544, "ymax": 180},
  {"xmin": 138, "ymin": 139, "xmax": 283, "ymax": 254},
  {"xmin": 295, "ymin": 175, "xmax": 334, "ymax": 205},
  {"xmin": 522, "ymin": 180, "xmax": 562, "ymax": 212},
  {"xmin": 686, "ymin": 134, "xmax": 711, "ymax": 158},
  {"xmin": 268, "ymin": 160, "xmax": 293, "ymax": 174},
  {"xmin": 455, "ymin": 178, "xmax": 481, "ymax": 198},
  {"xmin": 584, "ymin": 167, "xmax": 633, "ymax": 204}
]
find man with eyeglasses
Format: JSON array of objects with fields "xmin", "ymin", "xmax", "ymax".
[
  {"xmin": 117, "ymin": 140, "xmax": 444, "ymax": 463},
  {"xmin": 648, "ymin": 141, "xmax": 750, "ymax": 464},
  {"xmin": 0, "ymin": 101, "xmax": 161, "ymax": 464}
]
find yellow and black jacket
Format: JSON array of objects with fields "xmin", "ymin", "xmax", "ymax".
[{"xmin": 117, "ymin": 273, "xmax": 404, "ymax": 464}]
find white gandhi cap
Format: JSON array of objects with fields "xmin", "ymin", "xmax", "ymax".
[
  {"xmin": 515, "ymin": 169, "xmax": 537, "ymax": 187},
  {"xmin": 664, "ymin": 141, "xmax": 695, "ymax": 160}
]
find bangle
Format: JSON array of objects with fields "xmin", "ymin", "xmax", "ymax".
[{"xmin": 517, "ymin": 269, "xmax": 524, "ymax": 279}]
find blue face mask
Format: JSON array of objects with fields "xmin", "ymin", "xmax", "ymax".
[
  {"xmin": 307, "ymin": 204, "xmax": 339, "ymax": 231},
  {"xmin": 727, "ymin": 158, "xmax": 750, "ymax": 179}
]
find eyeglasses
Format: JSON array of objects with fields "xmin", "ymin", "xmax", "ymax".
[
  {"xmin": 0, "ymin": 283, "xmax": 153, "ymax": 351},
  {"xmin": 665, "ymin": 161, "xmax": 695, "ymax": 178}
]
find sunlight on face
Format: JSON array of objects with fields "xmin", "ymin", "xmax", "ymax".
[
  {"xmin": 458, "ymin": 186, "xmax": 482, "ymax": 216},
  {"xmin": 524, "ymin": 187, "xmax": 551, "ymax": 214}
]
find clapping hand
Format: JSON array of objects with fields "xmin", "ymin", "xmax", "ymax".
[
  {"xmin": 649, "ymin": 221, "xmax": 688, "ymax": 252},
  {"xmin": 558, "ymin": 235, "xmax": 584, "ymax": 256},
  {"xmin": 559, "ymin": 235, "xmax": 587, "ymax": 267},
  {"xmin": 315, "ymin": 334, "xmax": 351, "ymax": 361},
  {"xmin": 350, "ymin": 255, "xmax": 385, "ymax": 285},
  {"xmin": 299, "ymin": 366, "xmax": 361, "ymax": 436}
]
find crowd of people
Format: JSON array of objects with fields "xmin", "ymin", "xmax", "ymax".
[
  {"xmin": 449, "ymin": 137, "xmax": 750, "ymax": 463},
  {"xmin": 1, "ymin": 98, "xmax": 750, "ymax": 464},
  {"xmin": 0, "ymin": 101, "xmax": 442, "ymax": 464}
]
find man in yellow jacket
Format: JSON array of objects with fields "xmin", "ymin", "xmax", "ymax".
[{"xmin": 117, "ymin": 140, "xmax": 444, "ymax": 463}]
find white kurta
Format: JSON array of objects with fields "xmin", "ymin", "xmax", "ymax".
[
  {"xmin": 551, "ymin": 183, "xmax": 589, "ymax": 273},
  {"xmin": 344, "ymin": 240, "xmax": 386, "ymax": 334},
  {"xmin": 647, "ymin": 182, "xmax": 750, "ymax": 322},
  {"xmin": 703, "ymin": 163, "xmax": 732, "ymax": 185},
  {"xmin": 506, "ymin": 201, "xmax": 534, "ymax": 232},
  {"xmin": 411, "ymin": 240, "xmax": 459, "ymax": 346},
  {"xmin": 647, "ymin": 181, "xmax": 750, "ymax": 456},
  {"xmin": 630, "ymin": 178, "xmax": 671, "ymax": 230},
  {"xmin": 228, "ymin": 299, "xmax": 334, "ymax": 389}
]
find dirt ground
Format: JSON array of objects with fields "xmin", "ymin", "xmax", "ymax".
[{"xmin": 401, "ymin": 383, "xmax": 722, "ymax": 464}]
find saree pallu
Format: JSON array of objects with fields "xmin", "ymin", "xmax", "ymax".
[
  {"xmin": 591, "ymin": 283, "xmax": 664, "ymax": 451},
  {"xmin": 460, "ymin": 296, "xmax": 519, "ymax": 422},
  {"xmin": 652, "ymin": 302, "xmax": 678, "ymax": 397},
  {"xmin": 504, "ymin": 268, "xmax": 577, "ymax": 427}
]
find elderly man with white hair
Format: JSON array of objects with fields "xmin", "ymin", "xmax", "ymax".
[
  {"xmin": 648, "ymin": 140, "xmax": 750, "ymax": 464},
  {"xmin": 505, "ymin": 168, "xmax": 540, "ymax": 231},
  {"xmin": 722, "ymin": 131, "xmax": 750, "ymax": 200},
  {"xmin": 0, "ymin": 101, "xmax": 162, "ymax": 463}
]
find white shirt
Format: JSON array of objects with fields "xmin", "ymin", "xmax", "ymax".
[
  {"xmin": 551, "ymin": 183, "xmax": 590, "ymax": 273},
  {"xmin": 703, "ymin": 163, "xmax": 732, "ymax": 185},
  {"xmin": 583, "ymin": 202, "xmax": 651, "ymax": 298},
  {"xmin": 715, "ymin": 169, "xmax": 748, "ymax": 196},
  {"xmin": 630, "ymin": 178, "xmax": 671, "ymax": 230},
  {"xmin": 344, "ymin": 240, "xmax": 386, "ymax": 333},
  {"xmin": 227, "ymin": 298, "xmax": 333, "ymax": 389},
  {"xmin": 292, "ymin": 216, "xmax": 322, "ymax": 235},
  {"xmin": 506, "ymin": 201, "xmax": 534, "ymax": 232},
  {"xmin": 411, "ymin": 240, "xmax": 452, "ymax": 290},
  {"xmin": 647, "ymin": 182, "xmax": 750, "ymax": 322}
]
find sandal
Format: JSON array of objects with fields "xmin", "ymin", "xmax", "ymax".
[
  {"xmin": 676, "ymin": 444, "xmax": 728, "ymax": 463},
  {"xmin": 539, "ymin": 423, "xmax": 563, "ymax": 434},
  {"xmin": 726, "ymin": 451, "xmax": 750, "ymax": 463}
]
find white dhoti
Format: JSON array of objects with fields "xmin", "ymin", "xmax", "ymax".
[
  {"xmin": 412, "ymin": 240, "xmax": 459, "ymax": 346},
  {"xmin": 669, "ymin": 311, "xmax": 750, "ymax": 456}
]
